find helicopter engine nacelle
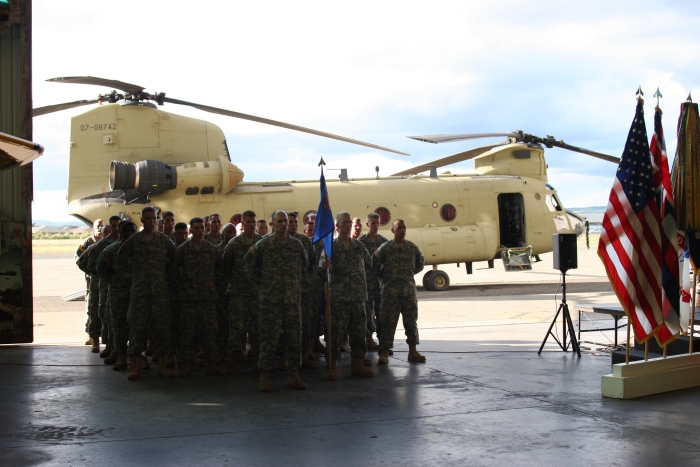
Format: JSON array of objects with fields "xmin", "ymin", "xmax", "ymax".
[{"xmin": 109, "ymin": 155, "xmax": 244, "ymax": 196}]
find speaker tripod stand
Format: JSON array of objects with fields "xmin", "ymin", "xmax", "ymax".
[{"xmin": 538, "ymin": 271, "xmax": 580, "ymax": 357}]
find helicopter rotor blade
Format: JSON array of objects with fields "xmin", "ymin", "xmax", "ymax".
[
  {"xmin": 46, "ymin": 76, "xmax": 146, "ymax": 95},
  {"xmin": 163, "ymin": 96, "xmax": 409, "ymax": 156},
  {"xmin": 33, "ymin": 99, "xmax": 100, "ymax": 117},
  {"xmin": 391, "ymin": 140, "xmax": 509, "ymax": 176},
  {"xmin": 408, "ymin": 132, "xmax": 518, "ymax": 144},
  {"xmin": 548, "ymin": 140, "xmax": 620, "ymax": 164}
]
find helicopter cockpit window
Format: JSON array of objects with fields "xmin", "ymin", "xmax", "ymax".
[
  {"xmin": 440, "ymin": 204, "xmax": 457, "ymax": 222},
  {"xmin": 303, "ymin": 210, "xmax": 317, "ymax": 225},
  {"xmin": 375, "ymin": 207, "xmax": 391, "ymax": 226},
  {"xmin": 546, "ymin": 193, "xmax": 563, "ymax": 212}
]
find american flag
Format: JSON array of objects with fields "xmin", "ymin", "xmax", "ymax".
[
  {"xmin": 598, "ymin": 99, "xmax": 664, "ymax": 343},
  {"xmin": 650, "ymin": 106, "xmax": 682, "ymax": 345}
]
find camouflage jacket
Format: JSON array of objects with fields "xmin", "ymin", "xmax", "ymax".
[
  {"xmin": 321, "ymin": 237, "xmax": 372, "ymax": 302},
  {"xmin": 116, "ymin": 231, "xmax": 176, "ymax": 298},
  {"xmin": 357, "ymin": 233, "xmax": 388, "ymax": 290},
  {"xmin": 309, "ymin": 240, "xmax": 326, "ymax": 291},
  {"xmin": 222, "ymin": 233, "xmax": 262, "ymax": 297},
  {"xmin": 175, "ymin": 239, "xmax": 221, "ymax": 301},
  {"xmin": 203, "ymin": 232, "xmax": 225, "ymax": 247},
  {"xmin": 87, "ymin": 236, "xmax": 117, "ymax": 276},
  {"xmin": 372, "ymin": 239, "xmax": 425, "ymax": 297},
  {"xmin": 244, "ymin": 233, "xmax": 308, "ymax": 305},
  {"xmin": 74, "ymin": 234, "xmax": 97, "ymax": 261},
  {"xmin": 96, "ymin": 240, "xmax": 131, "ymax": 290},
  {"xmin": 76, "ymin": 241, "xmax": 95, "ymax": 274},
  {"xmin": 291, "ymin": 233, "xmax": 316, "ymax": 293}
]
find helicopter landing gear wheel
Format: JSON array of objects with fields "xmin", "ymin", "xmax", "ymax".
[
  {"xmin": 422, "ymin": 271, "xmax": 434, "ymax": 290},
  {"xmin": 425, "ymin": 270, "xmax": 450, "ymax": 291}
]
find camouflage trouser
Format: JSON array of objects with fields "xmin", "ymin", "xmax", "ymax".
[
  {"xmin": 379, "ymin": 293, "xmax": 420, "ymax": 351},
  {"xmin": 84, "ymin": 274, "xmax": 91, "ymax": 333},
  {"xmin": 301, "ymin": 292, "xmax": 314, "ymax": 352},
  {"xmin": 258, "ymin": 301, "xmax": 301, "ymax": 372},
  {"xmin": 330, "ymin": 301, "xmax": 367, "ymax": 360},
  {"xmin": 110, "ymin": 287, "xmax": 130, "ymax": 354},
  {"xmin": 366, "ymin": 288, "xmax": 381, "ymax": 336},
  {"xmin": 310, "ymin": 289, "xmax": 326, "ymax": 340},
  {"xmin": 217, "ymin": 294, "xmax": 229, "ymax": 355},
  {"xmin": 98, "ymin": 280, "xmax": 111, "ymax": 347},
  {"xmin": 170, "ymin": 300, "xmax": 181, "ymax": 355},
  {"xmin": 87, "ymin": 279, "xmax": 101, "ymax": 338},
  {"xmin": 228, "ymin": 294, "xmax": 259, "ymax": 354},
  {"xmin": 127, "ymin": 295, "xmax": 171, "ymax": 356},
  {"xmin": 180, "ymin": 301, "xmax": 218, "ymax": 363}
]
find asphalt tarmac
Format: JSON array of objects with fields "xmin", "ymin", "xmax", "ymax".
[{"xmin": 1, "ymin": 245, "xmax": 698, "ymax": 466}]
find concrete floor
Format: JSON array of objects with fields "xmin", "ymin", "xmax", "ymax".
[{"xmin": 1, "ymin": 245, "xmax": 699, "ymax": 466}]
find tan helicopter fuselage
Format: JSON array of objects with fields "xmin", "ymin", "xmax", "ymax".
[{"xmin": 65, "ymin": 104, "xmax": 576, "ymax": 266}]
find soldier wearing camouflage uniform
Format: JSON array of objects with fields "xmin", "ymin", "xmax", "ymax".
[
  {"xmin": 96, "ymin": 221, "xmax": 137, "ymax": 371},
  {"xmin": 305, "ymin": 221, "xmax": 327, "ymax": 355},
  {"xmin": 76, "ymin": 225, "xmax": 109, "ymax": 353},
  {"xmin": 162, "ymin": 211, "xmax": 176, "ymax": 242},
  {"xmin": 214, "ymin": 222, "xmax": 238, "ymax": 363},
  {"xmin": 87, "ymin": 216, "xmax": 121, "ymax": 359},
  {"xmin": 174, "ymin": 217, "xmax": 225, "ymax": 378},
  {"xmin": 372, "ymin": 219, "xmax": 426, "ymax": 364},
  {"xmin": 320, "ymin": 212, "xmax": 374, "ymax": 380},
  {"xmin": 203, "ymin": 213, "xmax": 224, "ymax": 246},
  {"xmin": 245, "ymin": 210, "xmax": 309, "ymax": 392},
  {"xmin": 117, "ymin": 206, "xmax": 177, "ymax": 381},
  {"xmin": 358, "ymin": 212, "xmax": 387, "ymax": 351},
  {"xmin": 75, "ymin": 219, "xmax": 104, "ymax": 345},
  {"xmin": 288, "ymin": 212, "xmax": 317, "ymax": 370},
  {"xmin": 222, "ymin": 211, "xmax": 262, "ymax": 375}
]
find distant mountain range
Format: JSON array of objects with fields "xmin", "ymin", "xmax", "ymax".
[{"xmin": 33, "ymin": 220, "xmax": 84, "ymax": 228}]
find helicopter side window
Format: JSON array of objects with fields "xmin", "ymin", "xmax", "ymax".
[
  {"xmin": 375, "ymin": 207, "xmax": 391, "ymax": 226},
  {"xmin": 546, "ymin": 194, "xmax": 562, "ymax": 212},
  {"xmin": 440, "ymin": 204, "xmax": 457, "ymax": 222}
]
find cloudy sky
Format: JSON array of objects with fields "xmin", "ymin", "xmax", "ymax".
[{"xmin": 30, "ymin": 0, "xmax": 700, "ymax": 222}]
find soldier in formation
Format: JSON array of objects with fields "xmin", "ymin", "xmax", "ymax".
[
  {"xmin": 357, "ymin": 213, "xmax": 386, "ymax": 351},
  {"xmin": 75, "ymin": 218, "xmax": 104, "ymax": 346}
]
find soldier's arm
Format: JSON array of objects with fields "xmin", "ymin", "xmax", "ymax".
[
  {"xmin": 301, "ymin": 246, "xmax": 309, "ymax": 278},
  {"xmin": 87, "ymin": 245, "xmax": 101, "ymax": 276},
  {"xmin": 76, "ymin": 244, "xmax": 92, "ymax": 274},
  {"xmin": 95, "ymin": 248, "xmax": 112, "ymax": 282},
  {"xmin": 221, "ymin": 244, "xmax": 235, "ymax": 278},
  {"xmin": 414, "ymin": 244, "xmax": 425, "ymax": 274},
  {"xmin": 244, "ymin": 241, "xmax": 263, "ymax": 286},
  {"xmin": 363, "ymin": 244, "xmax": 373, "ymax": 274},
  {"xmin": 371, "ymin": 245, "xmax": 384, "ymax": 279}
]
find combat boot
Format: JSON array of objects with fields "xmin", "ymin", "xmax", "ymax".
[
  {"xmin": 408, "ymin": 345, "xmax": 426, "ymax": 363},
  {"xmin": 178, "ymin": 361, "xmax": 192, "ymax": 378},
  {"xmin": 259, "ymin": 371, "xmax": 272, "ymax": 392},
  {"xmin": 112, "ymin": 353, "xmax": 127, "ymax": 371},
  {"xmin": 227, "ymin": 355, "xmax": 240, "ymax": 375},
  {"xmin": 301, "ymin": 353, "xmax": 316, "ymax": 369},
  {"xmin": 85, "ymin": 337, "xmax": 93, "ymax": 346},
  {"xmin": 128, "ymin": 355, "xmax": 141, "ymax": 381},
  {"xmin": 313, "ymin": 337, "xmax": 326, "ymax": 353},
  {"xmin": 99, "ymin": 345, "xmax": 112, "ymax": 358},
  {"xmin": 389, "ymin": 349, "xmax": 394, "ymax": 355},
  {"xmin": 326, "ymin": 359, "xmax": 337, "ymax": 381},
  {"xmin": 351, "ymin": 357, "xmax": 374, "ymax": 378},
  {"xmin": 164, "ymin": 354, "xmax": 175, "ymax": 368},
  {"xmin": 287, "ymin": 370, "xmax": 307, "ymax": 390},
  {"xmin": 157, "ymin": 355, "xmax": 174, "ymax": 378},
  {"xmin": 104, "ymin": 350, "xmax": 118, "ymax": 365},
  {"xmin": 378, "ymin": 349, "xmax": 389, "ymax": 365},
  {"xmin": 366, "ymin": 333, "xmax": 380, "ymax": 351},
  {"xmin": 206, "ymin": 362, "xmax": 226, "ymax": 376},
  {"xmin": 91, "ymin": 336, "xmax": 100, "ymax": 353}
]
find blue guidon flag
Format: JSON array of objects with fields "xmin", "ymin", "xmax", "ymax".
[
  {"xmin": 312, "ymin": 158, "xmax": 334, "ymax": 260},
  {"xmin": 598, "ymin": 97, "xmax": 664, "ymax": 343}
]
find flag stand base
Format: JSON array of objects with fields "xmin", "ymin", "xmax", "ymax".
[
  {"xmin": 538, "ymin": 272, "xmax": 581, "ymax": 357},
  {"xmin": 602, "ymin": 353, "xmax": 700, "ymax": 398}
]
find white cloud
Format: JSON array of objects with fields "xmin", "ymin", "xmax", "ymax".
[{"xmin": 32, "ymin": 190, "xmax": 74, "ymax": 223}]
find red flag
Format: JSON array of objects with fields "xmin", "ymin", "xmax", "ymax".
[
  {"xmin": 598, "ymin": 99, "xmax": 664, "ymax": 343},
  {"xmin": 650, "ymin": 106, "xmax": 682, "ymax": 345}
]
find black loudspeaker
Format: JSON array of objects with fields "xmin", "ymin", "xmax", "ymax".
[{"xmin": 552, "ymin": 233, "xmax": 577, "ymax": 271}]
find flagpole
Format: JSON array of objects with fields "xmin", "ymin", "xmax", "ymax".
[
  {"xmin": 325, "ymin": 270, "xmax": 332, "ymax": 369},
  {"xmin": 644, "ymin": 341, "xmax": 649, "ymax": 361},
  {"xmin": 625, "ymin": 323, "xmax": 630, "ymax": 364},
  {"xmin": 691, "ymin": 274, "xmax": 696, "ymax": 354}
]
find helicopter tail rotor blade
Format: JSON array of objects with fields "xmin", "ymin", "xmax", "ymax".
[
  {"xmin": 46, "ymin": 76, "xmax": 146, "ymax": 95},
  {"xmin": 391, "ymin": 140, "xmax": 509, "ymax": 176},
  {"xmin": 33, "ymin": 99, "xmax": 100, "ymax": 117},
  {"xmin": 550, "ymin": 140, "xmax": 620, "ymax": 164},
  {"xmin": 163, "ymin": 96, "xmax": 409, "ymax": 156},
  {"xmin": 408, "ymin": 132, "xmax": 518, "ymax": 144}
]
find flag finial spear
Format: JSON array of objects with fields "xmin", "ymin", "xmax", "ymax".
[
  {"xmin": 318, "ymin": 157, "xmax": 326, "ymax": 167},
  {"xmin": 687, "ymin": 92, "xmax": 693, "ymax": 103},
  {"xmin": 636, "ymin": 86, "xmax": 644, "ymax": 105},
  {"xmin": 653, "ymin": 87, "xmax": 663, "ymax": 108}
]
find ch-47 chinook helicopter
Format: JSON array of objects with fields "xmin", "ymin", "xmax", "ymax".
[{"xmin": 30, "ymin": 76, "xmax": 619, "ymax": 291}]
